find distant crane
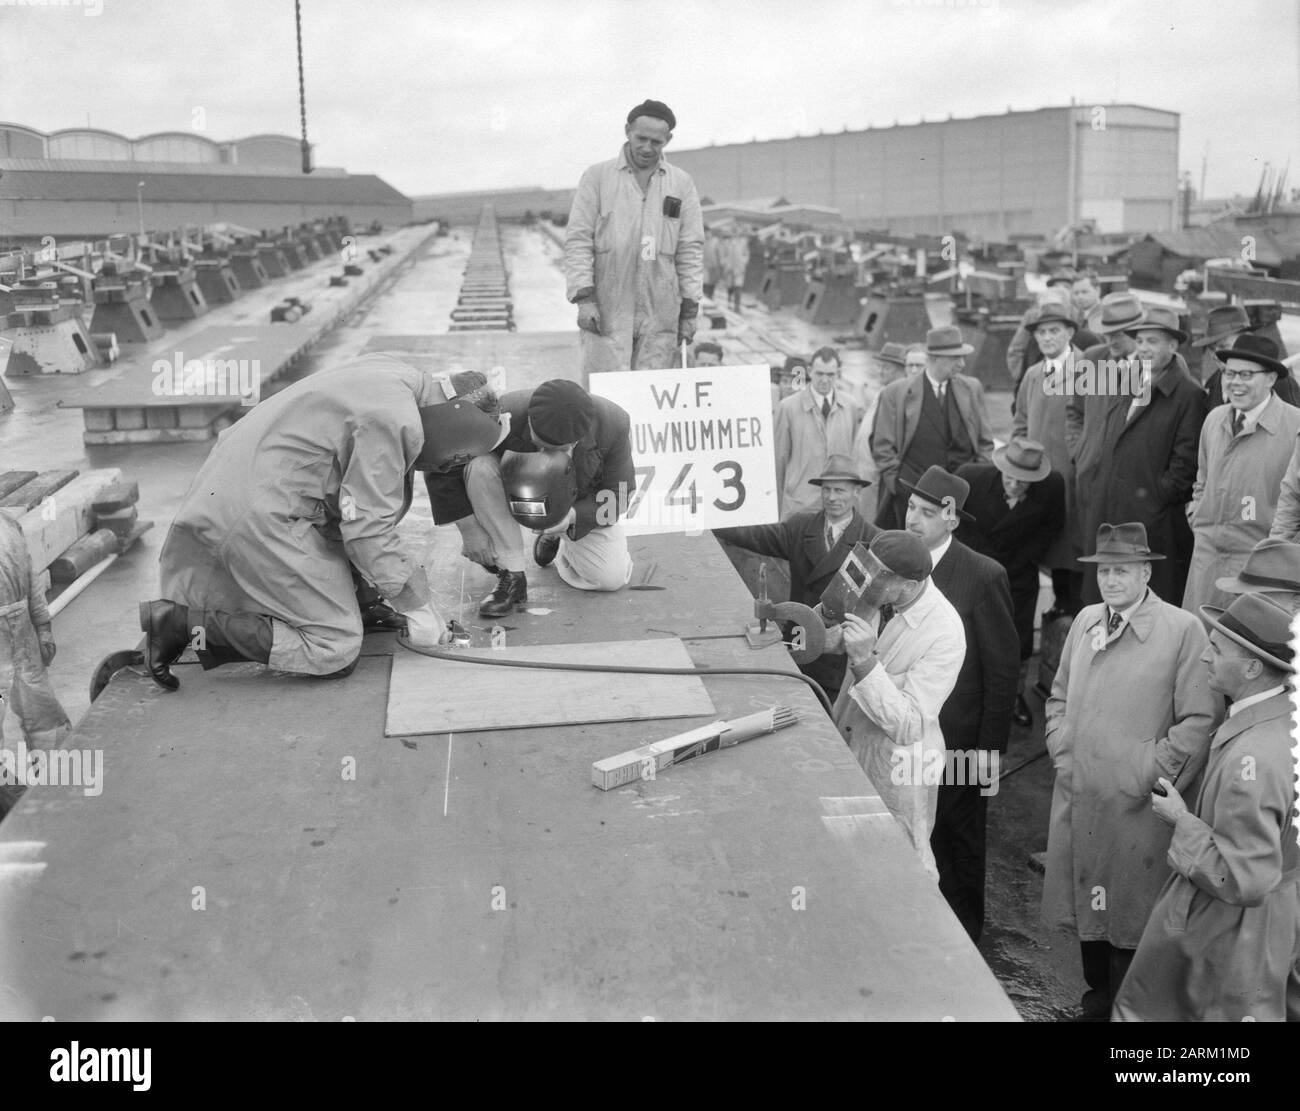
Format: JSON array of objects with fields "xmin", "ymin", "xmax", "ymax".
[{"xmin": 295, "ymin": 0, "xmax": 313, "ymax": 174}]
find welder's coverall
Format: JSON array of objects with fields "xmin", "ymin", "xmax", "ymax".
[
  {"xmin": 158, "ymin": 355, "xmax": 441, "ymax": 675},
  {"xmin": 564, "ymin": 148, "xmax": 704, "ymax": 374}
]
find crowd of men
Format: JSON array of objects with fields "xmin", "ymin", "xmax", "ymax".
[{"xmin": 0, "ymin": 97, "xmax": 1295, "ymax": 1024}]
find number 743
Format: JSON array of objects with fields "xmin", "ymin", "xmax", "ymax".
[{"xmin": 595, "ymin": 461, "xmax": 747, "ymax": 525}]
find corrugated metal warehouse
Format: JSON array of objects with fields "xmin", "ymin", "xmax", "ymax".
[
  {"xmin": 0, "ymin": 124, "xmax": 412, "ymax": 243},
  {"xmin": 668, "ymin": 104, "xmax": 1180, "ymax": 240}
]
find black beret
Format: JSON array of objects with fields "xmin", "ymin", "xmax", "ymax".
[
  {"xmin": 529, "ymin": 379, "xmax": 594, "ymax": 446},
  {"xmin": 627, "ymin": 99, "xmax": 676, "ymax": 130}
]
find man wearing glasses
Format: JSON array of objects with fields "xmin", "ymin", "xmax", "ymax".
[{"xmin": 1182, "ymin": 335, "xmax": 1300, "ymax": 612}]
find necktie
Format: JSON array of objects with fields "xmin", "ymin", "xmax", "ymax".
[
  {"xmin": 936, "ymin": 381, "xmax": 945, "ymax": 404},
  {"xmin": 1107, "ymin": 609, "xmax": 1123, "ymax": 636},
  {"xmin": 1006, "ymin": 495, "xmax": 1019, "ymax": 511},
  {"xmin": 877, "ymin": 603, "xmax": 895, "ymax": 635},
  {"xmin": 825, "ymin": 524, "xmax": 835, "ymax": 552},
  {"xmin": 1231, "ymin": 409, "xmax": 1244, "ymax": 437},
  {"xmin": 821, "ymin": 396, "xmax": 831, "ymax": 420}
]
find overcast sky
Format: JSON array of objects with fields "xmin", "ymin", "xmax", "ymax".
[{"xmin": 2, "ymin": 0, "xmax": 1297, "ymax": 201}]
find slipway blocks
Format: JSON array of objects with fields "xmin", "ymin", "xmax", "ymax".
[
  {"xmin": 4, "ymin": 285, "xmax": 102, "ymax": 375},
  {"xmin": 149, "ymin": 264, "xmax": 210, "ymax": 323},
  {"xmin": 229, "ymin": 249, "xmax": 269, "ymax": 289},
  {"xmin": 193, "ymin": 259, "xmax": 242, "ymax": 305},
  {"xmin": 88, "ymin": 271, "xmax": 165, "ymax": 345}
]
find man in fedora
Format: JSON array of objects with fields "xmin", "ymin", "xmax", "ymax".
[
  {"xmin": 870, "ymin": 326, "xmax": 993, "ymax": 529},
  {"xmin": 1068, "ymin": 292, "xmax": 1145, "ymax": 598},
  {"xmin": 1014, "ymin": 302, "xmax": 1088, "ymax": 614},
  {"xmin": 714, "ymin": 454, "xmax": 877, "ymax": 701},
  {"xmin": 851, "ymin": 343, "xmax": 911, "ymax": 524},
  {"xmin": 1081, "ymin": 306, "xmax": 1209, "ymax": 607},
  {"xmin": 833, "ymin": 530, "xmax": 965, "ymax": 881},
  {"xmin": 1218, "ymin": 537, "xmax": 1300, "ymax": 614},
  {"xmin": 1196, "ymin": 303, "xmax": 1300, "ymax": 407},
  {"xmin": 1005, "ymin": 270, "xmax": 1102, "ymax": 388},
  {"xmin": 1043, "ymin": 522, "xmax": 1221, "ymax": 1019},
  {"xmin": 902, "ymin": 465, "xmax": 1019, "ymax": 940},
  {"xmin": 957, "ymin": 439, "xmax": 1066, "ymax": 728},
  {"xmin": 1113, "ymin": 592, "xmax": 1298, "ymax": 1022},
  {"xmin": 1183, "ymin": 335, "xmax": 1300, "ymax": 613},
  {"xmin": 774, "ymin": 345, "xmax": 864, "ymax": 518}
]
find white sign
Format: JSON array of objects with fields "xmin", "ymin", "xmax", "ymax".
[{"xmin": 589, "ymin": 364, "xmax": 778, "ymax": 535}]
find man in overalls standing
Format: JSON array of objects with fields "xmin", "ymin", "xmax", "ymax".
[{"xmin": 563, "ymin": 99, "xmax": 704, "ymax": 373}]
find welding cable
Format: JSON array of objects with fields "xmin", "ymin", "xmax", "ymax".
[{"xmin": 394, "ymin": 631, "xmax": 835, "ymax": 717}]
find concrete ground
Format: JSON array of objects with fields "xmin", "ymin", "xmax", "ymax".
[{"xmin": 1, "ymin": 223, "xmax": 1084, "ymax": 1018}]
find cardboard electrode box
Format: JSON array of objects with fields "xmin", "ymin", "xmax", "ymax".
[{"xmin": 591, "ymin": 723, "xmax": 725, "ymax": 791}]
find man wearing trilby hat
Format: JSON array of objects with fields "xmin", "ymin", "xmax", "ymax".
[
  {"xmin": 957, "ymin": 439, "xmax": 1066, "ymax": 728},
  {"xmin": 1195, "ymin": 303, "xmax": 1299, "ymax": 407},
  {"xmin": 1013, "ymin": 302, "xmax": 1088, "ymax": 614},
  {"xmin": 1183, "ymin": 334, "xmax": 1300, "ymax": 613},
  {"xmin": 1082, "ymin": 306, "xmax": 1209, "ymax": 607},
  {"xmin": 869, "ymin": 325, "xmax": 993, "ymax": 529},
  {"xmin": 1217, "ymin": 537, "xmax": 1300, "ymax": 615},
  {"xmin": 1042, "ymin": 522, "xmax": 1222, "ymax": 1019},
  {"xmin": 1113, "ymin": 592, "xmax": 1299, "ymax": 1022}
]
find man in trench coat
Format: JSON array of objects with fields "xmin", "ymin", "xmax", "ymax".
[
  {"xmin": 1080, "ymin": 307, "xmax": 1209, "ymax": 606},
  {"xmin": 1182, "ymin": 335, "xmax": 1300, "ymax": 613},
  {"xmin": 1113, "ymin": 592, "xmax": 1299, "ymax": 1022},
  {"xmin": 1042, "ymin": 522, "xmax": 1222, "ymax": 1018}
]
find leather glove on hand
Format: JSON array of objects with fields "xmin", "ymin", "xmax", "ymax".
[
  {"xmin": 37, "ymin": 629, "xmax": 56, "ymax": 667},
  {"xmin": 577, "ymin": 301, "xmax": 602, "ymax": 336}
]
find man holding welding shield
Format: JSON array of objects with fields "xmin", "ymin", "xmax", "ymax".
[
  {"xmin": 426, "ymin": 378, "xmax": 636, "ymax": 617},
  {"xmin": 821, "ymin": 530, "xmax": 965, "ymax": 880}
]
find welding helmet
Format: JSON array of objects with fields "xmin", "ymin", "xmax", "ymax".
[
  {"xmin": 501, "ymin": 448, "xmax": 578, "ymax": 530},
  {"xmin": 414, "ymin": 399, "xmax": 508, "ymax": 473},
  {"xmin": 819, "ymin": 543, "xmax": 897, "ymax": 625}
]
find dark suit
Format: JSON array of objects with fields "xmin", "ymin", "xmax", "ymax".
[
  {"xmin": 927, "ymin": 538, "xmax": 1020, "ymax": 942},
  {"xmin": 715, "ymin": 509, "xmax": 878, "ymax": 698},
  {"xmin": 425, "ymin": 389, "xmax": 634, "ymax": 540},
  {"xmin": 1081, "ymin": 354, "xmax": 1209, "ymax": 605},
  {"xmin": 956, "ymin": 463, "xmax": 1066, "ymax": 659}
]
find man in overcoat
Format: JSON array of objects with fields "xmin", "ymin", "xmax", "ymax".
[
  {"xmin": 1183, "ymin": 335, "xmax": 1300, "ymax": 613},
  {"xmin": 1080, "ymin": 307, "xmax": 1209, "ymax": 606},
  {"xmin": 904, "ymin": 466, "xmax": 1020, "ymax": 940},
  {"xmin": 956, "ymin": 439, "xmax": 1065, "ymax": 727},
  {"xmin": 1013, "ymin": 303, "xmax": 1086, "ymax": 614},
  {"xmin": 870, "ymin": 327, "xmax": 994, "ymax": 529},
  {"xmin": 773, "ymin": 346, "xmax": 863, "ymax": 518},
  {"xmin": 1113, "ymin": 592, "xmax": 1299, "ymax": 1022},
  {"xmin": 1043, "ymin": 522, "xmax": 1222, "ymax": 1018}
]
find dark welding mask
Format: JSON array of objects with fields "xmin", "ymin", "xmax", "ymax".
[
  {"xmin": 820, "ymin": 544, "xmax": 898, "ymax": 625},
  {"xmin": 501, "ymin": 449, "xmax": 577, "ymax": 530},
  {"xmin": 414, "ymin": 399, "xmax": 508, "ymax": 473}
]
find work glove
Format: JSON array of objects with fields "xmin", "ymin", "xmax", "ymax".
[
  {"xmin": 388, "ymin": 567, "xmax": 431, "ymax": 614},
  {"xmin": 534, "ymin": 506, "xmax": 576, "ymax": 539},
  {"xmin": 37, "ymin": 629, "xmax": 56, "ymax": 667},
  {"xmin": 576, "ymin": 300, "xmax": 602, "ymax": 336}
]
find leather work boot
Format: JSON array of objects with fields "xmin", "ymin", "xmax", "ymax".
[
  {"xmin": 138, "ymin": 600, "xmax": 194, "ymax": 692},
  {"xmin": 479, "ymin": 569, "xmax": 527, "ymax": 617},
  {"xmin": 533, "ymin": 533, "xmax": 561, "ymax": 568},
  {"xmin": 360, "ymin": 598, "xmax": 409, "ymax": 633}
]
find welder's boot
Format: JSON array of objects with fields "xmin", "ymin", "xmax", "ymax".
[
  {"xmin": 139, "ymin": 602, "xmax": 273, "ymax": 691},
  {"xmin": 479, "ymin": 569, "xmax": 527, "ymax": 617},
  {"xmin": 138, "ymin": 600, "xmax": 193, "ymax": 692}
]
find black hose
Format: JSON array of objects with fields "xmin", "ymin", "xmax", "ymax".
[{"xmin": 394, "ymin": 630, "xmax": 835, "ymax": 718}]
